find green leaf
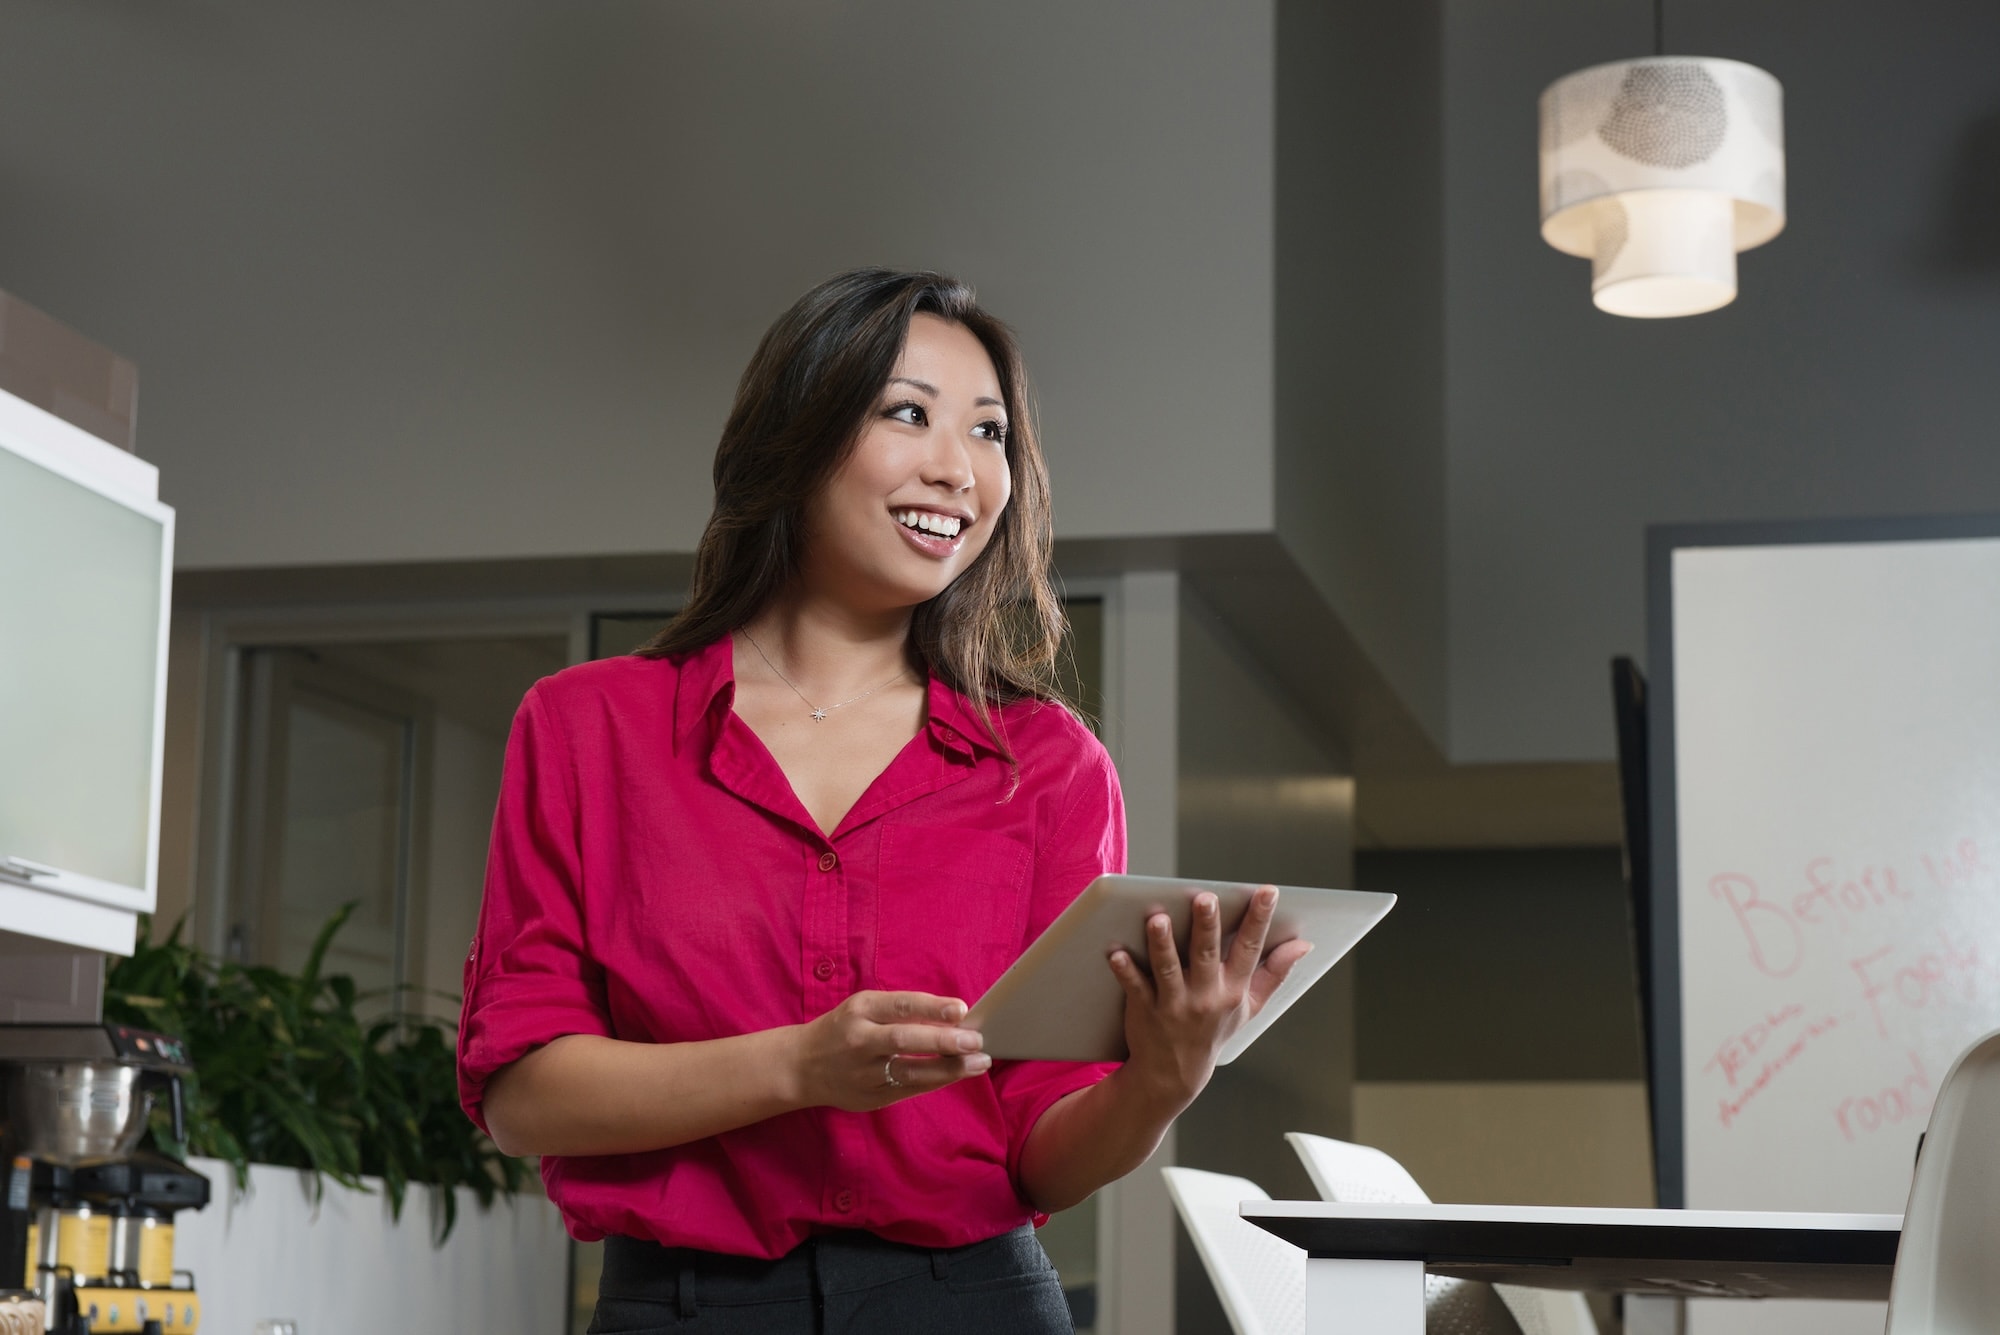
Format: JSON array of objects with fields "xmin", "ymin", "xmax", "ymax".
[
  {"xmin": 104, "ymin": 903, "xmax": 530, "ymax": 1245},
  {"xmin": 297, "ymin": 900, "xmax": 358, "ymax": 993}
]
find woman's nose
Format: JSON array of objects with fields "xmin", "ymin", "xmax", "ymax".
[{"xmin": 922, "ymin": 434, "xmax": 975, "ymax": 491}]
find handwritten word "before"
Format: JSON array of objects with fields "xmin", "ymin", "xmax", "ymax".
[
  {"xmin": 1709, "ymin": 841, "xmax": 1982, "ymax": 979},
  {"xmin": 1795, "ymin": 858, "xmax": 1912, "ymax": 927}
]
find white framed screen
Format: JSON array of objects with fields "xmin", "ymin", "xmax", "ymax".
[{"xmin": 0, "ymin": 392, "xmax": 174, "ymax": 926}]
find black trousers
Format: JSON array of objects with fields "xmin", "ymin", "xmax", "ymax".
[{"xmin": 590, "ymin": 1226, "xmax": 1076, "ymax": 1334}]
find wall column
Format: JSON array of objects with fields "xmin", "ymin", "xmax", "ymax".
[{"xmin": 1095, "ymin": 570, "xmax": 1179, "ymax": 1335}]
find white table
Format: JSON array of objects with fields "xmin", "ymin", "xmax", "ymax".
[{"xmin": 1242, "ymin": 1201, "xmax": 1902, "ymax": 1335}]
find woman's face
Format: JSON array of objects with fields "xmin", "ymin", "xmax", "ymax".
[{"xmin": 802, "ymin": 312, "xmax": 1013, "ymax": 613}]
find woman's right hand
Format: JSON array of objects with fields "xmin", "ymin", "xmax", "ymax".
[{"xmin": 792, "ymin": 991, "xmax": 991, "ymax": 1111}]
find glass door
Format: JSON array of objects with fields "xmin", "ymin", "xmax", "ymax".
[{"xmin": 227, "ymin": 649, "xmax": 432, "ymax": 1009}]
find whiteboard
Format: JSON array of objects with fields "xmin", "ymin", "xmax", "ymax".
[{"xmin": 1656, "ymin": 526, "xmax": 2000, "ymax": 1335}]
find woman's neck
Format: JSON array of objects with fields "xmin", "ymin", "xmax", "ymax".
[{"xmin": 737, "ymin": 594, "xmax": 916, "ymax": 700}]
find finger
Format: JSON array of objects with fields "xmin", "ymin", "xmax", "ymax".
[
  {"xmin": 1248, "ymin": 939, "xmax": 1315, "ymax": 1013},
  {"xmin": 1145, "ymin": 912, "xmax": 1185, "ymax": 999},
  {"xmin": 884, "ymin": 1023, "xmax": 984, "ymax": 1056},
  {"xmin": 1108, "ymin": 948, "xmax": 1155, "ymax": 1004},
  {"xmin": 858, "ymin": 991, "xmax": 967, "ymax": 1024},
  {"xmin": 1187, "ymin": 893, "xmax": 1224, "ymax": 985},
  {"xmin": 888, "ymin": 1052, "xmax": 993, "ymax": 1091},
  {"xmin": 1226, "ymin": 887, "xmax": 1280, "ymax": 983}
]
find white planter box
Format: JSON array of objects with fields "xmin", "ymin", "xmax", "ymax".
[{"xmin": 173, "ymin": 1157, "xmax": 568, "ymax": 1335}]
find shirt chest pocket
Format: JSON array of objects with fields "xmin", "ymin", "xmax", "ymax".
[{"xmin": 873, "ymin": 823, "xmax": 1031, "ymax": 1002}]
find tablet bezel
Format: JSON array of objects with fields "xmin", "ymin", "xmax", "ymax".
[{"xmin": 964, "ymin": 874, "xmax": 1396, "ymax": 1064}]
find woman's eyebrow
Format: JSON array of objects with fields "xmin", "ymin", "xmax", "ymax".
[{"xmin": 886, "ymin": 377, "xmax": 1003, "ymax": 413}]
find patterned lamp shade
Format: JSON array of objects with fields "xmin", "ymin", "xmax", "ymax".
[{"xmin": 1539, "ymin": 57, "xmax": 1785, "ymax": 317}]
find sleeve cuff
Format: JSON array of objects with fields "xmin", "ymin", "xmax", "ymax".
[
  {"xmin": 457, "ymin": 977, "xmax": 613, "ymax": 1132},
  {"xmin": 996, "ymin": 1059, "xmax": 1120, "ymax": 1210}
]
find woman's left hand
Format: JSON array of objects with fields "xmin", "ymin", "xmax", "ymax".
[{"xmin": 1107, "ymin": 886, "xmax": 1314, "ymax": 1109}]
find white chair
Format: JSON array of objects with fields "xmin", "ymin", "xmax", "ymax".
[
  {"xmin": 1884, "ymin": 1028, "xmax": 2000, "ymax": 1332},
  {"xmin": 1162, "ymin": 1166, "xmax": 1306, "ymax": 1335},
  {"xmin": 1286, "ymin": 1133, "xmax": 1599, "ymax": 1335},
  {"xmin": 1285, "ymin": 1132, "xmax": 1431, "ymax": 1205}
]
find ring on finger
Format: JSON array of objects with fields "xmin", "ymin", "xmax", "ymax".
[{"xmin": 883, "ymin": 1056, "xmax": 902, "ymax": 1088}]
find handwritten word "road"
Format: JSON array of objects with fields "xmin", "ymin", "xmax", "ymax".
[{"xmin": 1834, "ymin": 1050, "xmax": 1932, "ymax": 1142}]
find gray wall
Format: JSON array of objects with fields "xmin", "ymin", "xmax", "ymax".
[
  {"xmin": 0, "ymin": 1, "xmax": 1275, "ymax": 570},
  {"xmin": 1273, "ymin": 0, "xmax": 1450, "ymax": 747},
  {"xmin": 10, "ymin": 0, "xmax": 1989, "ymax": 787},
  {"xmin": 1443, "ymin": 0, "xmax": 2000, "ymax": 762},
  {"xmin": 1352, "ymin": 848, "xmax": 1643, "ymax": 1082}
]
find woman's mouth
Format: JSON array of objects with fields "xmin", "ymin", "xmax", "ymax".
[{"xmin": 892, "ymin": 508, "xmax": 968, "ymax": 557}]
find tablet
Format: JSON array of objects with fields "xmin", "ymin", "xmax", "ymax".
[{"xmin": 965, "ymin": 874, "xmax": 1396, "ymax": 1064}]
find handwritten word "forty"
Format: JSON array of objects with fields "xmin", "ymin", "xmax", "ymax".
[{"xmin": 1849, "ymin": 934, "xmax": 1988, "ymax": 1040}]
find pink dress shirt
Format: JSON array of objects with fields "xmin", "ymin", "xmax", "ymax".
[{"xmin": 457, "ymin": 635, "xmax": 1124, "ymax": 1257}]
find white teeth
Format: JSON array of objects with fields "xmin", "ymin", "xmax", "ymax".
[{"xmin": 895, "ymin": 511, "xmax": 963, "ymax": 538}]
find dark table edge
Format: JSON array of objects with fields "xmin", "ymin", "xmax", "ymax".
[{"xmin": 1240, "ymin": 1214, "xmax": 1901, "ymax": 1266}]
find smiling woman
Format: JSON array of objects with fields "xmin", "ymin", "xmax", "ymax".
[
  {"xmin": 645, "ymin": 270, "xmax": 1058, "ymax": 767},
  {"xmin": 456, "ymin": 270, "xmax": 1305, "ymax": 1335}
]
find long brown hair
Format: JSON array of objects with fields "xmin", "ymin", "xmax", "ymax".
[{"xmin": 641, "ymin": 269, "xmax": 1065, "ymax": 753}]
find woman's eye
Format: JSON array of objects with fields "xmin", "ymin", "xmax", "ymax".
[
  {"xmin": 887, "ymin": 402, "xmax": 928, "ymax": 426},
  {"xmin": 973, "ymin": 419, "xmax": 1009, "ymax": 444}
]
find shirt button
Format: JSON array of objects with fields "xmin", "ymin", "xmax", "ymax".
[
  {"xmin": 818, "ymin": 851, "xmax": 838, "ymax": 872},
  {"xmin": 833, "ymin": 1189, "xmax": 856, "ymax": 1213},
  {"xmin": 813, "ymin": 957, "xmax": 835, "ymax": 981},
  {"xmin": 939, "ymin": 726, "xmax": 957, "ymax": 742}
]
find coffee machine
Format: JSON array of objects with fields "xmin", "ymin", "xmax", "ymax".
[{"xmin": 0, "ymin": 1024, "xmax": 209, "ymax": 1334}]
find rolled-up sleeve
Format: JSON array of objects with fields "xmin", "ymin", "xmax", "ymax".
[
  {"xmin": 457, "ymin": 682, "xmax": 613, "ymax": 1132},
  {"xmin": 990, "ymin": 742, "xmax": 1127, "ymax": 1201}
]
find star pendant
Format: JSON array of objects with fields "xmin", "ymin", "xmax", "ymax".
[{"xmin": 811, "ymin": 709, "xmax": 828, "ymax": 722}]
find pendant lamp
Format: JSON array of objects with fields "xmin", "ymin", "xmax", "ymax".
[{"xmin": 1538, "ymin": 6, "xmax": 1785, "ymax": 318}]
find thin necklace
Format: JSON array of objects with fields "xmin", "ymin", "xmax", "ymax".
[{"xmin": 740, "ymin": 629, "xmax": 911, "ymax": 722}]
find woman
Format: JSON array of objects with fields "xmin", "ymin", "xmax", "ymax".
[{"xmin": 457, "ymin": 269, "xmax": 1310, "ymax": 1333}]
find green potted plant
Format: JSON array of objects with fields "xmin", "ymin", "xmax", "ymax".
[{"xmin": 103, "ymin": 904, "xmax": 529, "ymax": 1243}]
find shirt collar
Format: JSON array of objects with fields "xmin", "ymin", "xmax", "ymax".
[
  {"xmin": 924, "ymin": 673, "xmax": 1007, "ymax": 761},
  {"xmin": 674, "ymin": 633, "xmax": 1006, "ymax": 761},
  {"xmin": 672, "ymin": 635, "xmax": 737, "ymax": 754}
]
